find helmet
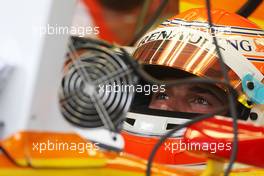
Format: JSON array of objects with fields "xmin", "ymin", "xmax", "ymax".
[{"xmin": 122, "ymin": 8, "xmax": 264, "ymax": 165}]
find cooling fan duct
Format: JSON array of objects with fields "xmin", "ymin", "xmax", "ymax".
[{"xmin": 59, "ymin": 37, "xmax": 138, "ymax": 131}]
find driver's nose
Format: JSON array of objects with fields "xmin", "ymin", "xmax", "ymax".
[
  {"xmin": 149, "ymin": 100, "xmax": 173, "ymax": 111},
  {"xmin": 148, "ymin": 95, "xmax": 188, "ymax": 112}
]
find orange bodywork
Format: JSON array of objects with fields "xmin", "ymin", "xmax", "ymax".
[
  {"xmin": 122, "ymin": 131, "xmax": 206, "ymax": 165},
  {"xmin": 0, "ymin": 131, "xmax": 264, "ymax": 176},
  {"xmin": 0, "ymin": 131, "xmax": 201, "ymax": 176}
]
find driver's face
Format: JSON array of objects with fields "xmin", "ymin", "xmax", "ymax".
[{"xmin": 149, "ymin": 83, "xmax": 227, "ymax": 114}]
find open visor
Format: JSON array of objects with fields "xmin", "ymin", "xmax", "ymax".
[{"xmin": 133, "ymin": 39, "xmax": 242, "ymax": 91}]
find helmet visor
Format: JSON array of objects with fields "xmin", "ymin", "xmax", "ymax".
[{"xmin": 133, "ymin": 39, "xmax": 241, "ymax": 90}]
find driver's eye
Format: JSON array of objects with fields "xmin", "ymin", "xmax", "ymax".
[
  {"xmin": 190, "ymin": 96, "xmax": 210, "ymax": 105},
  {"xmin": 155, "ymin": 92, "xmax": 169, "ymax": 100}
]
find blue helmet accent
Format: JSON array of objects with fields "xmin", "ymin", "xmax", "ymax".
[{"xmin": 242, "ymin": 74, "xmax": 264, "ymax": 104}]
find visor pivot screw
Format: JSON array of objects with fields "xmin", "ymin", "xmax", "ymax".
[
  {"xmin": 247, "ymin": 82, "xmax": 254, "ymax": 90},
  {"xmin": 247, "ymin": 100, "xmax": 253, "ymax": 106},
  {"xmin": 249, "ymin": 112, "xmax": 258, "ymax": 121},
  {"xmin": 112, "ymin": 136, "xmax": 117, "ymax": 141}
]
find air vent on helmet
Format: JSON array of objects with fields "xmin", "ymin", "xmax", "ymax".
[
  {"xmin": 166, "ymin": 123, "xmax": 179, "ymax": 130},
  {"xmin": 125, "ymin": 118, "xmax": 136, "ymax": 126}
]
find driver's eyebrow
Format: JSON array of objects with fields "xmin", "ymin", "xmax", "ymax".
[{"xmin": 188, "ymin": 85, "xmax": 226, "ymax": 104}]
